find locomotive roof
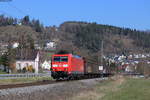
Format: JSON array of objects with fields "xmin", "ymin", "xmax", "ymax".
[
  {"xmin": 72, "ymin": 55, "xmax": 82, "ymax": 59},
  {"xmin": 53, "ymin": 54, "xmax": 71, "ymax": 56},
  {"xmin": 53, "ymin": 54, "xmax": 82, "ymax": 58}
]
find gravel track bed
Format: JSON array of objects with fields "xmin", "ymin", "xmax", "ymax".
[
  {"xmin": 0, "ymin": 80, "xmax": 56, "ymax": 89},
  {"xmin": 0, "ymin": 78, "xmax": 107, "ymax": 100}
]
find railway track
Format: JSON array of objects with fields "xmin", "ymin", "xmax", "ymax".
[
  {"xmin": 0, "ymin": 79, "xmax": 82, "ymax": 90},
  {"xmin": 0, "ymin": 75, "xmax": 111, "ymax": 90},
  {"xmin": 0, "ymin": 80, "xmax": 58, "ymax": 90}
]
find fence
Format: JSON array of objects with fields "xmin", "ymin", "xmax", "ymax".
[{"xmin": 0, "ymin": 73, "xmax": 51, "ymax": 79}]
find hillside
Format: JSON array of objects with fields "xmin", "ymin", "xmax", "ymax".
[
  {"xmin": 0, "ymin": 25, "xmax": 38, "ymax": 43},
  {"xmin": 58, "ymin": 21, "xmax": 150, "ymax": 56},
  {"xmin": 0, "ymin": 15, "xmax": 150, "ymax": 57}
]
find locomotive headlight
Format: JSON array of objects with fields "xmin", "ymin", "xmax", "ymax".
[
  {"xmin": 63, "ymin": 64, "xmax": 68, "ymax": 67},
  {"xmin": 53, "ymin": 64, "xmax": 58, "ymax": 67}
]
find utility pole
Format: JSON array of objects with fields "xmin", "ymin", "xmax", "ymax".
[
  {"xmin": 101, "ymin": 40, "xmax": 103, "ymax": 67},
  {"xmin": 98, "ymin": 40, "xmax": 104, "ymax": 73}
]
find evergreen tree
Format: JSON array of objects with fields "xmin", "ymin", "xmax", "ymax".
[{"xmin": 21, "ymin": 15, "xmax": 30, "ymax": 25}]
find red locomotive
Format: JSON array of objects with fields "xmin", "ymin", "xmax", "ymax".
[
  {"xmin": 51, "ymin": 53, "xmax": 110, "ymax": 80},
  {"xmin": 51, "ymin": 54, "xmax": 85, "ymax": 79}
]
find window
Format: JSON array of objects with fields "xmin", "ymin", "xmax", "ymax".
[
  {"xmin": 54, "ymin": 57, "xmax": 61, "ymax": 62},
  {"xmin": 61, "ymin": 56, "xmax": 68, "ymax": 62},
  {"xmin": 54, "ymin": 56, "xmax": 68, "ymax": 62}
]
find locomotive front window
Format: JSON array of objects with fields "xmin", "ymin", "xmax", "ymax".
[
  {"xmin": 61, "ymin": 56, "xmax": 68, "ymax": 62},
  {"xmin": 54, "ymin": 57, "xmax": 61, "ymax": 62},
  {"xmin": 53, "ymin": 56, "xmax": 68, "ymax": 62}
]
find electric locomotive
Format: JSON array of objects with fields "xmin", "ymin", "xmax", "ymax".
[{"xmin": 51, "ymin": 54, "xmax": 85, "ymax": 79}]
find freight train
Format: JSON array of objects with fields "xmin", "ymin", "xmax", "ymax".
[{"xmin": 51, "ymin": 53, "xmax": 110, "ymax": 80}]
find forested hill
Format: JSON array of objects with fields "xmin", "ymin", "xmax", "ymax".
[
  {"xmin": 0, "ymin": 15, "xmax": 150, "ymax": 56},
  {"xmin": 59, "ymin": 21, "xmax": 150, "ymax": 55}
]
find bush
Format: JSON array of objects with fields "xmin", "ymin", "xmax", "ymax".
[
  {"xmin": 22, "ymin": 67, "xmax": 27, "ymax": 73},
  {"xmin": 26, "ymin": 65, "xmax": 35, "ymax": 73}
]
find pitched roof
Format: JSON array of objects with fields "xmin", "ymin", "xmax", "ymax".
[{"xmin": 16, "ymin": 49, "xmax": 38, "ymax": 60}]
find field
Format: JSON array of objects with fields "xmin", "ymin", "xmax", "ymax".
[
  {"xmin": 71, "ymin": 76, "xmax": 150, "ymax": 100},
  {"xmin": 0, "ymin": 70, "xmax": 8, "ymax": 74},
  {"xmin": 0, "ymin": 77, "xmax": 53, "ymax": 85}
]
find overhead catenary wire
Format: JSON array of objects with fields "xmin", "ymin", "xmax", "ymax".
[
  {"xmin": 0, "ymin": 1, "xmax": 27, "ymax": 18},
  {"xmin": 0, "ymin": 0, "xmax": 13, "ymax": 2},
  {"xmin": 7, "ymin": 2, "xmax": 34, "ymax": 19},
  {"xmin": 7, "ymin": 2, "xmax": 28, "ymax": 16},
  {"xmin": 0, "ymin": 1, "xmax": 14, "ymax": 17}
]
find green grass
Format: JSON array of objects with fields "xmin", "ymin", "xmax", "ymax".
[
  {"xmin": 71, "ymin": 77, "xmax": 150, "ymax": 100},
  {"xmin": 0, "ymin": 70, "xmax": 8, "ymax": 74},
  {"xmin": 101, "ymin": 78, "xmax": 150, "ymax": 100},
  {"xmin": 0, "ymin": 77, "xmax": 53, "ymax": 85}
]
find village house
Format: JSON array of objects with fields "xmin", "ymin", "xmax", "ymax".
[
  {"xmin": 41, "ymin": 60, "xmax": 51, "ymax": 70},
  {"xmin": 134, "ymin": 54, "xmax": 139, "ymax": 59},
  {"xmin": 0, "ymin": 42, "xmax": 8, "ymax": 55},
  {"xmin": 125, "ymin": 63, "xmax": 136, "ymax": 73},
  {"xmin": 128, "ymin": 55, "xmax": 133, "ymax": 59},
  {"xmin": 44, "ymin": 40, "xmax": 56, "ymax": 50},
  {"xmin": 12, "ymin": 42, "xmax": 19, "ymax": 48},
  {"xmin": 15, "ymin": 49, "xmax": 39, "ymax": 73},
  {"xmin": 34, "ymin": 43, "xmax": 42, "ymax": 50}
]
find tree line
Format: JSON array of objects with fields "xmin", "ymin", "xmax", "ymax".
[{"xmin": 0, "ymin": 15, "xmax": 43, "ymax": 32}]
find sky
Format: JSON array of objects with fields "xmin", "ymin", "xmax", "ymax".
[{"xmin": 0, "ymin": 0, "xmax": 150, "ymax": 30}]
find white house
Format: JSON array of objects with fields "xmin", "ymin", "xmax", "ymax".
[
  {"xmin": 41, "ymin": 60, "xmax": 51, "ymax": 70},
  {"xmin": 125, "ymin": 65, "xmax": 134, "ymax": 72},
  {"xmin": 141, "ymin": 54, "xmax": 146, "ymax": 58},
  {"xmin": 34, "ymin": 43, "xmax": 42, "ymax": 50},
  {"xmin": 128, "ymin": 55, "xmax": 133, "ymax": 59},
  {"xmin": 15, "ymin": 50, "xmax": 39, "ymax": 73},
  {"xmin": 12, "ymin": 42, "xmax": 19, "ymax": 48},
  {"xmin": 45, "ymin": 41, "xmax": 56, "ymax": 49},
  {"xmin": 147, "ymin": 61, "xmax": 150, "ymax": 64},
  {"xmin": 134, "ymin": 54, "xmax": 139, "ymax": 59}
]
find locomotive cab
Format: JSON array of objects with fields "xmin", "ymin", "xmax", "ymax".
[{"xmin": 51, "ymin": 54, "xmax": 71, "ymax": 79}]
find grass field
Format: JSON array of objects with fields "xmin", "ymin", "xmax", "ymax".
[
  {"xmin": 102, "ymin": 77, "xmax": 150, "ymax": 100},
  {"xmin": 72, "ymin": 76, "xmax": 150, "ymax": 100},
  {"xmin": 0, "ymin": 70, "xmax": 8, "ymax": 74},
  {"xmin": 0, "ymin": 77, "xmax": 53, "ymax": 85}
]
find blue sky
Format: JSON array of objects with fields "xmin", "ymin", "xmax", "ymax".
[{"xmin": 0, "ymin": 0, "xmax": 150, "ymax": 30}]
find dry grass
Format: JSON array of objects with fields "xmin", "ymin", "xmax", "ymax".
[
  {"xmin": 71, "ymin": 76, "xmax": 150, "ymax": 100},
  {"xmin": 71, "ymin": 75, "xmax": 126, "ymax": 100}
]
